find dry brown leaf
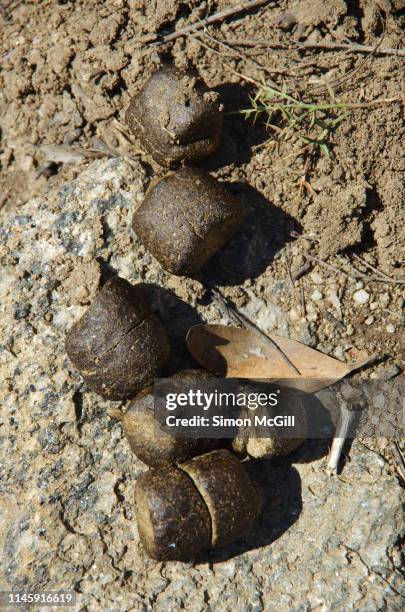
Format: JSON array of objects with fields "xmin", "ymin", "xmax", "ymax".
[{"xmin": 186, "ymin": 324, "xmax": 374, "ymax": 392}]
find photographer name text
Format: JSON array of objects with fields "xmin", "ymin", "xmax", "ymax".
[{"xmin": 165, "ymin": 415, "xmax": 295, "ymax": 428}]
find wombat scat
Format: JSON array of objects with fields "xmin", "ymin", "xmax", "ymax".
[
  {"xmin": 65, "ymin": 277, "xmax": 170, "ymax": 400},
  {"xmin": 132, "ymin": 167, "xmax": 246, "ymax": 276},
  {"xmin": 123, "ymin": 369, "xmax": 219, "ymax": 467},
  {"xmin": 125, "ymin": 65, "xmax": 223, "ymax": 167},
  {"xmin": 134, "ymin": 449, "xmax": 261, "ymax": 561}
]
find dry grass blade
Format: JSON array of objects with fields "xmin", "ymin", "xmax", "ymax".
[
  {"xmin": 135, "ymin": 0, "xmax": 275, "ymax": 45},
  {"xmin": 219, "ymin": 37, "xmax": 405, "ymax": 57}
]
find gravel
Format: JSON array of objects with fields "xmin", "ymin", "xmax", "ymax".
[{"xmin": 353, "ymin": 290, "xmax": 370, "ymax": 305}]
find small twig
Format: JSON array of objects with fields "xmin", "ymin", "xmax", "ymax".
[
  {"xmin": 290, "ymin": 230, "xmax": 318, "ymax": 242},
  {"xmin": 340, "ymin": 255, "xmax": 405, "ymax": 284},
  {"xmin": 304, "ymin": 254, "xmax": 351, "ymax": 279},
  {"xmin": 338, "ymin": 255, "xmax": 370, "ymax": 280},
  {"xmin": 211, "ymin": 286, "xmax": 301, "ymax": 375},
  {"xmin": 351, "ymin": 253, "xmax": 405, "ymax": 284},
  {"xmin": 135, "ymin": 0, "xmax": 275, "ymax": 45},
  {"xmin": 304, "ymin": 253, "xmax": 405, "ymax": 285},
  {"xmin": 200, "ymin": 30, "xmax": 284, "ymax": 89},
  {"xmin": 392, "ymin": 441, "xmax": 405, "ymax": 482},
  {"xmin": 188, "ymin": 33, "xmax": 261, "ymax": 86},
  {"xmin": 327, "ymin": 402, "xmax": 355, "ymax": 475},
  {"xmin": 299, "ymin": 280, "xmax": 306, "ymax": 316},
  {"xmin": 222, "ymin": 37, "xmax": 405, "ymax": 58},
  {"xmin": 291, "ymin": 260, "xmax": 312, "ymax": 282},
  {"xmin": 352, "ymin": 253, "xmax": 392, "ymax": 280},
  {"xmin": 313, "ymin": 10, "xmax": 386, "ymax": 93},
  {"xmin": 285, "ymin": 255, "xmax": 299, "ymax": 298}
]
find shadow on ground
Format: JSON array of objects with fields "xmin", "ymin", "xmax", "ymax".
[
  {"xmin": 204, "ymin": 81, "xmax": 270, "ymax": 170},
  {"xmin": 197, "ymin": 459, "xmax": 302, "ymax": 563},
  {"xmin": 203, "ymin": 180, "xmax": 301, "ymax": 286},
  {"xmin": 136, "ymin": 283, "xmax": 205, "ymax": 373}
]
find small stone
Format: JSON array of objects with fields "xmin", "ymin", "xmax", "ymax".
[
  {"xmin": 353, "ymin": 290, "xmax": 370, "ymax": 304},
  {"xmin": 310, "ymin": 272, "xmax": 323, "ymax": 284},
  {"xmin": 379, "ymin": 292, "xmax": 390, "ymax": 308},
  {"xmin": 289, "ymin": 306, "xmax": 301, "ymax": 322},
  {"xmin": 326, "ymin": 290, "xmax": 342, "ymax": 319},
  {"xmin": 355, "ymin": 281, "xmax": 364, "ymax": 289},
  {"xmin": 299, "ymin": 323, "xmax": 317, "ymax": 347},
  {"xmin": 370, "ymin": 302, "xmax": 378, "ymax": 311},
  {"xmin": 346, "ymin": 324, "xmax": 354, "ymax": 336},
  {"xmin": 311, "ymin": 290, "xmax": 323, "ymax": 301},
  {"xmin": 334, "ymin": 346, "xmax": 345, "ymax": 360},
  {"xmin": 386, "ymin": 324, "xmax": 396, "ymax": 334},
  {"xmin": 365, "ymin": 316, "xmax": 374, "ymax": 325}
]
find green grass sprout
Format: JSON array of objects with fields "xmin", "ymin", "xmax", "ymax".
[{"xmin": 242, "ymin": 81, "xmax": 354, "ymax": 158}]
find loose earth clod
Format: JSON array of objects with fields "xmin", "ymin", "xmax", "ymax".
[
  {"xmin": 65, "ymin": 277, "xmax": 170, "ymax": 400},
  {"xmin": 125, "ymin": 65, "xmax": 223, "ymax": 167},
  {"xmin": 132, "ymin": 167, "xmax": 246, "ymax": 276},
  {"xmin": 123, "ymin": 369, "xmax": 219, "ymax": 467}
]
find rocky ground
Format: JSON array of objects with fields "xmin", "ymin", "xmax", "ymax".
[
  {"xmin": 0, "ymin": 159, "xmax": 404, "ymax": 610},
  {"xmin": 0, "ymin": 0, "xmax": 404, "ymax": 610}
]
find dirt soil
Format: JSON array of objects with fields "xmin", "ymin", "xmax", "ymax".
[
  {"xmin": 0, "ymin": 0, "xmax": 404, "ymax": 606},
  {"xmin": 1, "ymin": 0, "xmax": 404, "ymax": 381}
]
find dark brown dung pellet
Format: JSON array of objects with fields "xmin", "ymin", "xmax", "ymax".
[
  {"xmin": 123, "ymin": 369, "xmax": 219, "ymax": 467},
  {"xmin": 125, "ymin": 65, "xmax": 223, "ymax": 167},
  {"xmin": 65, "ymin": 276, "xmax": 170, "ymax": 400},
  {"xmin": 180, "ymin": 449, "xmax": 261, "ymax": 548},
  {"xmin": 232, "ymin": 387, "xmax": 308, "ymax": 459},
  {"xmin": 132, "ymin": 167, "xmax": 245, "ymax": 276},
  {"xmin": 134, "ymin": 466, "xmax": 211, "ymax": 561}
]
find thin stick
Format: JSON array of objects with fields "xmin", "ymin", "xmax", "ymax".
[
  {"xmin": 313, "ymin": 11, "xmax": 386, "ymax": 92},
  {"xmin": 304, "ymin": 254, "xmax": 351, "ymax": 279},
  {"xmin": 340, "ymin": 255, "xmax": 405, "ymax": 285},
  {"xmin": 351, "ymin": 253, "xmax": 405, "ymax": 283},
  {"xmin": 190, "ymin": 36, "xmax": 399, "ymax": 109},
  {"xmin": 392, "ymin": 441, "xmax": 405, "ymax": 482},
  {"xmin": 327, "ymin": 402, "xmax": 355, "ymax": 475},
  {"xmin": 188, "ymin": 33, "xmax": 261, "ymax": 86},
  {"xmin": 135, "ymin": 0, "xmax": 275, "ymax": 45},
  {"xmin": 221, "ymin": 37, "xmax": 405, "ymax": 58},
  {"xmin": 211, "ymin": 286, "xmax": 301, "ymax": 375},
  {"xmin": 201, "ymin": 31, "xmax": 284, "ymax": 88}
]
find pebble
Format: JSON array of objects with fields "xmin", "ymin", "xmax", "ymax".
[
  {"xmin": 311, "ymin": 290, "xmax": 323, "ymax": 302},
  {"xmin": 353, "ymin": 290, "xmax": 370, "ymax": 304},
  {"xmin": 310, "ymin": 272, "xmax": 323, "ymax": 284},
  {"xmin": 346, "ymin": 324, "xmax": 354, "ymax": 336},
  {"xmin": 299, "ymin": 324, "xmax": 317, "ymax": 347},
  {"xmin": 289, "ymin": 307, "xmax": 301, "ymax": 322},
  {"xmin": 365, "ymin": 316, "xmax": 374, "ymax": 325},
  {"xmin": 379, "ymin": 292, "xmax": 390, "ymax": 308},
  {"xmin": 334, "ymin": 346, "xmax": 345, "ymax": 360},
  {"xmin": 386, "ymin": 324, "xmax": 396, "ymax": 334}
]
